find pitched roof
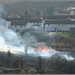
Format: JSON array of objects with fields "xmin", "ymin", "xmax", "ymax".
[
  {"xmin": 5, "ymin": 15, "xmax": 31, "ymax": 22},
  {"xmin": 11, "ymin": 21, "xmax": 27, "ymax": 26},
  {"xmin": 31, "ymin": 15, "xmax": 42, "ymax": 19},
  {"xmin": 6, "ymin": 18, "xmax": 24, "ymax": 22},
  {"xmin": 28, "ymin": 19, "xmax": 42, "ymax": 23},
  {"xmin": 45, "ymin": 21, "xmax": 75, "ymax": 24},
  {"xmin": 43, "ymin": 15, "xmax": 75, "ymax": 20},
  {"xmin": 58, "ymin": 10, "xmax": 70, "ymax": 15}
]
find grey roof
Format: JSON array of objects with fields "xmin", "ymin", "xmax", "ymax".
[
  {"xmin": 43, "ymin": 15, "xmax": 75, "ymax": 20},
  {"xmin": 28, "ymin": 19, "xmax": 42, "ymax": 23},
  {"xmin": 33, "ymin": 24, "xmax": 40, "ymax": 26},
  {"xmin": 6, "ymin": 18, "xmax": 25, "ymax": 22},
  {"xmin": 45, "ymin": 21, "xmax": 75, "ymax": 24},
  {"xmin": 11, "ymin": 21, "xmax": 27, "ymax": 25},
  {"xmin": 58, "ymin": 10, "xmax": 70, "ymax": 14}
]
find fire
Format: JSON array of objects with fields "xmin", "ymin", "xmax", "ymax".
[
  {"xmin": 39, "ymin": 46, "xmax": 44, "ymax": 51},
  {"xmin": 32, "ymin": 45, "xmax": 56, "ymax": 53},
  {"xmin": 32, "ymin": 49, "xmax": 36, "ymax": 52}
]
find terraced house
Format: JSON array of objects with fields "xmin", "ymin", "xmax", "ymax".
[
  {"xmin": 44, "ymin": 21, "xmax": 75, "ymax": 32},
  {"xmin": 5, "ymin": 15, "xmax": 75, "ymax": 32}
]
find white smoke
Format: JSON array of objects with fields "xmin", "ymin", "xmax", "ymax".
[
  {"xmin": 0, "ymin": 4, "xmax": 74, "ymax": 61},
  {"xmin": 50, "ymin": 51, "xmax": 74, "ymax": 61},
  {"xmin": 23, "ymin": 32, "xmax": 38, "ymax": 46},
  {"xmin": 0, "ymin": 4, "xmax": 6, "ymax": 17},
  {"xmin": 25, "ymin": 44, "xmax": 74, "ymax": 61},
  {"xmin": 0, "ymin": 21, "xmax": 25, "ymax": 54},
  {"xmin": 0, "ymin": 19, "xmax": 74, "ymax": 61}
]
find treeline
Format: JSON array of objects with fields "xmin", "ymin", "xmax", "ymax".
[
  {"xmin": 3, "ymin": 1, "xmax": 75, "ymax": 17},
  {"xmin": 0, "ymin": 51, "xmax": 75, "ymax": 74}
]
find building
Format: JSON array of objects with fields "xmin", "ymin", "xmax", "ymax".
[
  {"xmin": 6, "ymin": 16, "xmax": 43, "ymax": 32},
  {"xmin": 9, "ymin": 21, "xmax": 27, "ymax": 32},
  {"xmin": 53, "ymin": 10, "xmax": 70, "ymax": 15},
  {"xmin": 44, "ymin": 20, "xmax": 75, "ymax": 32},
  {"xmin": 0, "ymin": 18, "xmax": 11, "ymax": 29},
  {"xmin": 67, "ymin": 7, "xmax": 75, "ymax": 15},
  {"xmin": 30, "ymin": 15, "xmax": 42, "ymax": 19},
  {"xmin": 53, "ymin": 7, "xmax": 75, "ymax": 15},
  {"xmin": 5, "ymin": 17, "xmax": 29, "ymax": 32},
  {"xmin": 5, "ymin": 15, "xmax": 75, "ymax": 32},
  {"xmin": 26, "ymin": 19, "xmax": 42, "ymax": 29},
  {"xmin": 43, "ymin": 15, "xmax": 75, "ymax": 21}
]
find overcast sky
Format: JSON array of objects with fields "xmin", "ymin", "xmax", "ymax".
[{"xmin": 1, "ymin": 0, "xmax": 75, "ymax": 2}]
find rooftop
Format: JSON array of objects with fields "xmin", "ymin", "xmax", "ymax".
[
  {"xmin": 45, "ymin": 21, "xmax": 75, "ymax": 24},
  {"xmin": 11, "ymin": 21, "xmax": 27, "ymax": 26},
  {"xmin": 43, "ymin": 15, "xmax": 75, "ymax": 20},
  {"xmin": 6, "ymin": 18, "xmax": 25, "ymax": 22},
  {"xmin": 28, "ymin": 19, "xmax": 42, "ymax": 23}
]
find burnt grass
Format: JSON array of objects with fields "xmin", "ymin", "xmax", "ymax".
[{"xmin": 0, "ymin": 51, "xmax": 75, "ymax": 74}]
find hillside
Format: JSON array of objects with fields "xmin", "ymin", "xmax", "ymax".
[{"xmin": 2, "ymin": 1, "xmax": 75, "ymax": 16}]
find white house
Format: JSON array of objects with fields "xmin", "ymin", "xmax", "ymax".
[
  {"xmin": 5, "ymin": 15, "xmax": 75, "ymax": 32},
  {"xmin": 9, "ymin": 21, "xmax": 27, "ymax": 32},
  {"xmin": 44, "ymin": 21, "xmax": 75, "ymax": 32},
  {"xmin": 67, "ymin": 7, "xmax": 75, "ymax": 15},
  {"xmin": 0, "ymin": 18, "xmax": 11, "ymax": 29},
  {"xmin": 26, "ymin": 19, "xmax": 42, "ymax": 29}
]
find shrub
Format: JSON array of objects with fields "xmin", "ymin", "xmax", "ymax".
[
  {"xmin": 20, "ymin": 70, "xmax": 26, "ymax": 74},
  {"xmin": 28, "ymin": 68, "xmax": 37, "ymax": 74},
  {"xmin": 0, "ymin": 70, "xmax": 3, "ymax": 74}
]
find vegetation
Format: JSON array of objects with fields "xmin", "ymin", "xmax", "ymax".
[
  {"xmin": 0, "ymin": 51, "xmax": 74, "ymax": 74},
  {"xmin": 2, "ymin": 1, "xmax": 75, "ymax": 17},
  {"xmin": 22, "ymin": 30, "xmax": 75, "ymax": 51},
  {"xmin": 0, "ymin": 1, "xmax": 75, "ymax": 74},
  {"xmin": 46, "ymin": 6, "xmax": 55, "ymax": 15},
  {"xmin": 54, "ymin": 32, "xmax": 71, "ymax": 38}
]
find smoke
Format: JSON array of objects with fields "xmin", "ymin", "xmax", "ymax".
[
  {"xmin": 0, "ymin": 20, "xmax": 74, "ymax": 61},
  {"xmin": 0, "ymin": 21, "xmax": 25, "ymax": 54},
  {"xmin": 26, "ymin": 45, "xmax": 74, "ymax": 61},
  {"xmin": 50, "ymin": 51, "xmax": 74, "ymax": 61},
  {"xmin": 22, "ymin": 32, "xmax": 38, "ymax": 46},
  {"xmin": 0, "ymin": 4, "xmax": 74, "ymax": 61},
  {"xmin": 0, "ymin": 4, "xmax": 6, "ymax": 17},
  {"xmin": 22, "ymin": 29, "xmax": 74, "ymax": 61},
  {"xmin": 27, "ymin": 29, "xmax": 56, "ymax": 43}
]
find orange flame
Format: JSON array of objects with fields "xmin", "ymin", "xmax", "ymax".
[
  {"xmin": 32, "ymin": 49, "xmax": 36, "ymax": 51},
  {"xmin": 42, "ymin": 45, "xmax": 50, "ymax": 52},
  {"xmin": 39, "ymin": 46, "xmax": 44, "ymax": 51},
  {"xmin": 32, "ymin": 45, "xmax": 56, "ymax": 53}
]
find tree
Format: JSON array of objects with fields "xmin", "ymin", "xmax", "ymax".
[
  {"xmin": 12, "ymin": 58, "xmax": 20, "ymax": 68},
  {"xmin": 35, "ymin": 10, "xmax": 40, "ymax": 16},
  {"xmin": 36, "ymin": 56, "xmax": 44, "ymax": 74},
  {"xmin": 28, "ymin": 68, "xmax": 37, "ymax": 74},
  {"xmin": 7, "ymin": 50, "xmax": 11, "ymax": 58},
  {"xmin": 46, "ymin": 6, "xmax": 55, "ymax": 16},
  {"xmin": 6, "ymin": 50, "xmax": 12, "ymax": 67},
  {"xmin": 25, "ymin": 11, "xmax": 29, "ymax": 16},
  {"xmin": 8, "ymin": 14, "xmax": 20, "ymax": 18},
  {"xmin": 19, "ymin": 57, "xmax": 25, "ymax": 69}
]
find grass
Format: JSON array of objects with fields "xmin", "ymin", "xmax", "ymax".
[{"xmin": 54, "ymin": 32, "xmax": 71, "ymax": 38}]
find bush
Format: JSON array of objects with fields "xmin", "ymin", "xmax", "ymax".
[
  {"xmin": 20, "ymin": 70, "xmax": 26, "ymax": 74},
  {"xmin": 49, "ymin": 55, "xmax": 75, "ymax": 74},
  {"xmin": 28, "ymin": 68, "xmax": 37, "ymax": 74},
  {"xmin": 0, "ymin": 70, "xmax": 3, "ymax": 74}
]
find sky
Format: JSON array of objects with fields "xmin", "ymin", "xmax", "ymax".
[{"xmin": 0, "ymin": 0, "xmax": 75, "ymax": 2}]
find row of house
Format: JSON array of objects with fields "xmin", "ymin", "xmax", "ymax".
[
  {"xmin": 53, "ymin": 7, "xmax": 75, "ymax": 15},
  {"xmin": 43, "ymin": 15, "xmax": 75, "ymax": 32},
  {"xmin": 5, "ymin": 15, "xmax": 75, "ymax": 32},
  {"xmin": 45, "ymin": 21, "xmax": 75, "ymax": 32}
]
